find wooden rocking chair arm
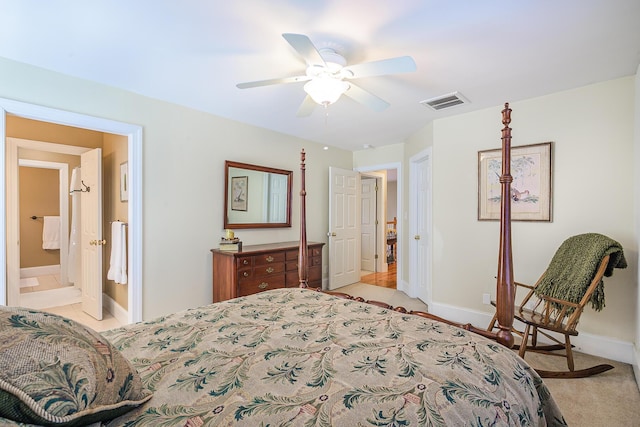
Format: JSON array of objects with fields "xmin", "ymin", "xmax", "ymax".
[
  {"xmin": 514, "ymin": 281, "xmax": 535, "ymax": 290},
  {"xmin": 540, "ymin": 295, "xmax": 581, "ymax": 308}
]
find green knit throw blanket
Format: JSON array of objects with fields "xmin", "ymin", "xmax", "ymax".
[{"xmin": 534, "ymin": 233, "xmax": 627, "ymax": 313}]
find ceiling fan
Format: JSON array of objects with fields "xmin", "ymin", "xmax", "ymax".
[{"xmin": 236, "ymin": 33, "xmax": 417, "ymax": 117}]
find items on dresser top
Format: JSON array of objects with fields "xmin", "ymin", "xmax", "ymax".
[
  {"xmin": 211, "ymin": 241, "xmax": 324, "ymax": 302},
  {"xmin": 219, "ymin": 236, "xmax": 243, "ymax": 251}
]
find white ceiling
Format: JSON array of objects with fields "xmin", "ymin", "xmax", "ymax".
[{"xmin": 1, "ymin": 1, "xmax": 639, "ymax": 152}]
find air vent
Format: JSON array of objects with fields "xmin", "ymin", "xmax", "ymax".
[{"xmin": 420, "ymin": 92, "xmax": 469, "ymax": 111}]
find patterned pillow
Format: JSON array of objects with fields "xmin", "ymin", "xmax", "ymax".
[{"xmin": 0, "ymin": 306, "xmax": 152, "ymax": 426}]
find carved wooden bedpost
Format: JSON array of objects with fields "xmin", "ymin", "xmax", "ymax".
[
  {"xmin": 298, "ymin": 149, "xmax": 309, "ymax": 288},
  {"xmin": 495, "ymin": 103, "xmax": 515, "ymax": 348}
]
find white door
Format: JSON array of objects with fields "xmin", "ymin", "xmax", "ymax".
[
  {"xmin": 328, "ymin": 167, "xmax": 360, "ymax": 290},
  {"xmin": 80, "ymin": 148, "xmax": 103, "ymax": 320},
  {"xmin": 360, "ymin": 178, "xmax": 377, "ymax": 272},
  {"xmin": 410, "ymin": 149, "xmax": 432, "ymax": 303}
]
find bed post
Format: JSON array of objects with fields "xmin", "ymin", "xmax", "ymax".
[
  {"xmin": 495, "ymin": 103, "xmax": 515, "ymax": 348},
  {"xmin": 298, "ymin": 149, "xmax": 309, "ymax": 288}
]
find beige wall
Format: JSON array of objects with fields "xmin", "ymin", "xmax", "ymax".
[
  {"xmin": 103, "ymin": 133, "xmax": 128, "ymax": 308},
  {"xmin": 0, "ymin": 57, "xmax": 352, "ymax": 319},
  {"xmin": 429, "ymin": 77, "xmax": 635, "ymax": 342},
  {"xmin": 19, "ymin": 167, "xmax": 60, "ymax": 268}
]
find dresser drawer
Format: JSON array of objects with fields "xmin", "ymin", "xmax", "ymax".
[
  {"xmin": 254, "ymin": 263, "xmax": 285, "ymax": 277},
  {"xmin": 239, "ymin": 275, "xmax": 286, "ymax": 296},
  {"xmin": 285, "ymin": 260, "xmax": 297, "ymax": 272},
  {"xmin": 255, "ymin": 252, "xmax": 285, "ymax": 265},
  {"xmin": 238, "ymin": 268, "xmax": 253, "ymax": 283},
  {"xmin": 236, "ymin": 257, "xmax": 253, "ymax": 268},
  {"xmin": 309, "ymin": 265, "xmax": 321, "ymax": 281}
]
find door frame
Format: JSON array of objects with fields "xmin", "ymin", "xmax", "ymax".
[
  {"xmin": 0, "ymin": 97, "xmax": 143, "ymax": 323},
  {"xmin": 409, "ymin": 148, "xmax": 432, "ymax": 304},
  {"xmin": 355, "ymin": 162, "xmax": 403, "ymax": 288}
]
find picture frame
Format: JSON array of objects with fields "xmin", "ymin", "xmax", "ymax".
[
  {"xmin": 120, "ymin": 161, "xmax": 128, "ymax": 202},
  {"xmin": 231, "ymin": 176, "xmax": 248, "ymax": 211},
  {"xmin": 478, "ymin": 142, "xmax": 552, "ymax": 221}
]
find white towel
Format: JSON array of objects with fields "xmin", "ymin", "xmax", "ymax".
[
  {"xmin": 107, "ymin": 221, "xmax": 127, "ymax": 284},
  {"xmin": 42, "ymin": 216, "xmax": 61, "ymax": 250}
]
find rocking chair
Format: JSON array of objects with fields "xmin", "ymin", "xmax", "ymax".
[{"xmin": 488, "ymin": 233, "xmax": 627, "ymax": 378}]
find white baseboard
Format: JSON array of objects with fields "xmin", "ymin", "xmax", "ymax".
[
  {"xmin": 20, "ymin": 265, "xmax": 60, "ymax": 278},
  {"xmin": 430, "ymin": 301, "xmax": 635, "ymax": 365},
  {"xmin": 396, "ymin": 279, "xmax": 412, "ymax": 297},
  {"xmin": 102, "ymin": 293, "xmax": 129, "ymax": 325}
]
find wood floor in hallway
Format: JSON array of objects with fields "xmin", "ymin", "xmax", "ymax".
[{"xmin": 360, "ymin": 262, "xmax": 396, "ymax": 289}]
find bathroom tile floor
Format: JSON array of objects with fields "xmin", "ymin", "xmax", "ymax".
[
  {"xmin": 20, "ymin": 274, "xmax": 69, "ymax": 293},
  {"xmin": 43, "ymin": 303, "xmax": 123, "ymax": 332},
  {"xmin": 19, "ymin": 275, "xmax": 124, "ymax": 332}
]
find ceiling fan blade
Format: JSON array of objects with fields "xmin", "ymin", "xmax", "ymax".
[
  {"xmin": 236, "ymin": 75, "xmax": 310, "ymax": 89},
  {"xmin": 296, "ymin": 95, "xmax": 317, "ymax": 117},
  {"xmin": 282, "ymin": 33, "xmax": 326, "ymax": 67},
  {"xmin": 344, "ymin": 83, "xmax": 390, "ymax": 112},
  {"xmin": 343, "ymin": 56, "xmax": 416, "ymax": 79}
]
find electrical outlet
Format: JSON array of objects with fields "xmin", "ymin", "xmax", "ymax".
[{"xmin": 482, "ymin": 293, "xmax": 491, "ymax": 305}]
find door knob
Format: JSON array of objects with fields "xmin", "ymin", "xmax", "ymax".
[
  {"xmin": 90, "ymin": 239, "xmax": 106, "ymax": 245},
  {"xmin": 327, "ymin": 232, "xmax": 337, "ymax": 237},
  {"xmin": 414, "ymin": 235, "xmax": 421, "ymax": 240}
]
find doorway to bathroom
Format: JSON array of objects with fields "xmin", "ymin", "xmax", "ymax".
[{"xmin": 1, "ymin": 96, "xmax": 143, "ymax": 325}]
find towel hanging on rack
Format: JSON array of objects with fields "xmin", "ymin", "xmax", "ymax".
[
  {"xmin": 107, "ymin": 221, "xmax": 127, "ymax": 284},
  {"xmin": 42, "ymin": 216, "xmax": 60, "ymax": 250}
]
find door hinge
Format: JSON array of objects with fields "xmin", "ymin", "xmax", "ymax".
[
  {"xmin": 374, "ymin": 254, "xmax": 379, "ymax": 259},
  {"xmin": 375, "ymin": 219, "xmax": 379, "ymax": 225},
  {"xmin": 375, "ymin": 185, "xmax": 378, "ymax": 191}
]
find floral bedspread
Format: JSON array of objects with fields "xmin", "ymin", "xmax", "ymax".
[{"xmin": 101, "ymin": 288, "xmax": 566, "ymax": 426}]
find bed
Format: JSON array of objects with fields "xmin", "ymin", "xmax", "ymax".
[{"xmin": 0, "ymin": 104, "xmax": 566, "ymax": 426}]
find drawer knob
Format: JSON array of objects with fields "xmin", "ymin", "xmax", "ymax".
[
  {"xmin": 243, "ymin": 271, "xmax": 249, "ymax": 277},
  {"xmin": 266, "ymin": 267, "xmax": 274, "ymax": 274},
  {"xmin": 242, "ymin": 259, "xmax": 249, "ymax": 265},
  {"xmin": 266, "ymin": 256, "xmax": 274, "ymax": 262},
  {"xmin": 258, "ymin": 282, "xmax": 269, "ymax": 289}
]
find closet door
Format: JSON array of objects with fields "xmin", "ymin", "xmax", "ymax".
[{"xmin": 80, "ymin": 148, "xmax": 103, "ymax": 320}]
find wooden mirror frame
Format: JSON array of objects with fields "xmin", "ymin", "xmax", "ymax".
[{"xmin": 223, "ymin": 160, "xmax": 293, "ymax": 229}]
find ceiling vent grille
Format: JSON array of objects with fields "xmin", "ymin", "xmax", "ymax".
[{"xmin": 420, "ymin": 92, "xmax": 469, "ymax": 111}]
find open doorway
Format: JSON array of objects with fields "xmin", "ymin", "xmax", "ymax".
[
  {"xmin": 0, "ymin": 97, "xmax": 143, "ymax": 326},
  {"xmin": 358, "ymin": 168, "xmax": 399, "ymax": 289}
]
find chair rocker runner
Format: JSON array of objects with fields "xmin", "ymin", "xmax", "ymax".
[{"xmin": 488, "ymin": 233, "xmax": 627, "ymax": 379}]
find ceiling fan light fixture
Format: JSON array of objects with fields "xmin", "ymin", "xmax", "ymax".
[{"xmin": 304, "ymin": 77, "xmax": 349, "ymax": 106}]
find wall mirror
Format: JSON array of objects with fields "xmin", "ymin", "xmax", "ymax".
[{"xmin": 224, "ymin": 160, "xmax": 293, "ymax": 229}]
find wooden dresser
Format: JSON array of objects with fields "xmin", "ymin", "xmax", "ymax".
[{"xmin": 211, "ymin": 241, "xmax": 324, "ymax": 303}]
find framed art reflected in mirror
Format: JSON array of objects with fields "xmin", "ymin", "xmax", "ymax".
[{"xmin": 224, "ymin": 161, "xmax": 292, "ymax": 229}]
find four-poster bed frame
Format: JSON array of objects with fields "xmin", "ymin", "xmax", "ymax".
[
  {"xmin": 2, "ymin": 103, "xmax": 568, "ymax": 426},
  {"xmin": 298, "ymin": 102, "xmax": 516, "ymax": 348}
]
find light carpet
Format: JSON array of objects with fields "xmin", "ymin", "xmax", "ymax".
[{"xmin": 334, "ymin": 282, "xmax": 640, "ymax": 426}]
